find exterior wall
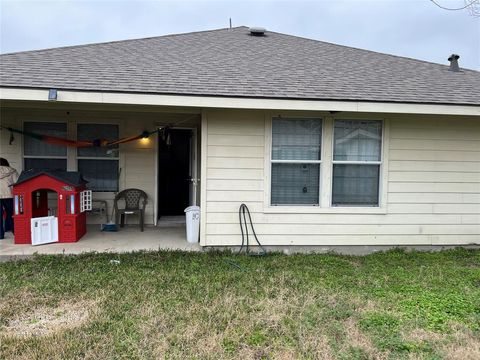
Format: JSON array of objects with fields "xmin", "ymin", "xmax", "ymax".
[
  {"xmin": 0, "ymin": 105, "xmax": 200, "ymax": 225},
  {"xmin": 201, "ymin": 109, "xmax": 480, "ymax": 246}
]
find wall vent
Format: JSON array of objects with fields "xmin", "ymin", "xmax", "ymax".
[{"xmin": 448, "ymin": 54, "xmax": 460, "ymax": 72}]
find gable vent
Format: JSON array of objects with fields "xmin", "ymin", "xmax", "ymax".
[
  {"xmin": 448, "ymin": 54, "xmax": 460, "ymax": 72},
  {"xmin": 249, "ymin": 27, "xmax": 266, "ymax": 36}
]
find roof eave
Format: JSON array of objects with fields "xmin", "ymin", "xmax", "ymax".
[{"xmin": 1, "ymin": 86, "xmax": 479, "ymax": 116}]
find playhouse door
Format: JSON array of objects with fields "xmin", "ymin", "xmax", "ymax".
[{"xmin": 31, "ymin": 216, "xmax": 59, "ymax": 246}]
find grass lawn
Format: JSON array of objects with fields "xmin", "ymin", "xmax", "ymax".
[{"xmin": 0, "ymin": 249, "xmax": 479, "ymax": 359}]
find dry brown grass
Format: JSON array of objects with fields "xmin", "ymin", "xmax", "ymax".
[
  {"xmin": 1, "ymin": 299, "xmax": 97, "ymax": 338},
  {"xmin": 0, "ymin": 292, "xmax": 101, "ymax": 360},
  {"xmin": 342, "ymin": 317, "xmax": 390, "ymax": 360},
  {"xmin": 402, "ymin": 324, "xmax": 480, "ymax": 360},
  {"xmin": 1, "ymin": 249, "xmax": 479, "ymax": 359},
  {"xmin": 444, "ymin": 324, "xmax": 480, "ymax": 360},
  {"xmin": 137, "ymin": 289, "xmax": 338, "ymax": 359}
]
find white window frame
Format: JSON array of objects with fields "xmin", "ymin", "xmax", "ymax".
[
  {"xmin": 331, "ymin": 119, "xmax": 384, "ymax": 207},
  {"xmin": 264, "ymin": 112, "xmax": 389, "ymax": 214},
  {"xmin": 270, "ymin": 116, "xmax": 323, "ymax": 206},
  {"xmin": 22, "ymin": 120, "xmax": 68, "ymax": 171},
  {"xmin": 76, "ymin": 122, "xmax": 120, "ymax": 193},
  {"xmin": 80, "ymin": 190, "xmax": 92, "ymax": 212}
]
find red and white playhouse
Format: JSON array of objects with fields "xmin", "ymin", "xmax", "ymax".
[{"xmin": 12, "ymin": 170, "xmax": 91, "ymax": 245}]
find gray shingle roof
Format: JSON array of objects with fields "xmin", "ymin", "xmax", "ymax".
[
  {"xmin": 1, "ymin": 26, "xmax": 479, "ymax": 105},
  {"xmin": 15, "ymin": 169, "xmax": 87, "ymax": 187}
]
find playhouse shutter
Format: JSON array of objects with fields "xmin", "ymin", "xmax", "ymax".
[{"xmin": 80, "ymin": 190, "xmax": 92, "ymax": 212}]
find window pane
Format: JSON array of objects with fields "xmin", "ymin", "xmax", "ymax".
[
  {"xmin": 78, "ymin": 160, "xmax": 118, "ymax": 192},
  {"xmin": 272, "ymin": 118, "xmax": 322, "ymax": 160},
  {"xmin": 334, "ymin": 120, "xmax": 382, "ymax": 161},
  {"xmin": 24, "ymin": 122, "xmax": 67, "ymax": 157},
  {"xmin": 24, "ymin": 158, "xmax": 67, "ymax": 171},
  {"xmin": 271, "ymin": 163, "xmax": 319, "ymax": 205},
  {"xmin": 332, "ymin": 164, "xmax": 379, "ymax": 206},
  {"xmin": 77, "ymin": 124, "xmax": 119, "ymax": 157}
]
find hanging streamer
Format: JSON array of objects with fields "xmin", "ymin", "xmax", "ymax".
[{"xmin": 0, "ymin": 126, "xmax": 157, "ymax": 148}]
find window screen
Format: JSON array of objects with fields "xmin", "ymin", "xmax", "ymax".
[
  {"xmin": 24, "ymin": 122, "xmax": 67, "ymax": 157},
  {"xmin": 77, "ymin": 124, "xmax": 119, "ymax": 157},
  {"xmin": 332, "ymin": 120, "xmax": 382, "ymax": 206},
  {"xmin": 271, "ymin": 118, "xmax": 322, "ymax": 205},
  {"xmin": 78, "ymin": 159, "xmax": 119, "ymax": 192},
  {"xmin": 77, "ymin": 124, "xmax": 119, "ymax": 192},
  {"xmin": 23, "ymin": 122, "xmax": 68, "ymax": 171},
  {"xmin": 272, "ymin": 118, "xmax": 322, "ymax": 161},
  {"xmin": 333, "ymin": 120, "xmax": 382, "ymax": 161},
  {"xmin": 332, "ymin": 164, "xmax": 379, "ymax": 206},
  {"xmin": 271, "ymin": 163, "xmax": 320, "ymax": 205},
  {"xmin": 24, "ymin": 158, "xmax": 67, "ymax": 171}
]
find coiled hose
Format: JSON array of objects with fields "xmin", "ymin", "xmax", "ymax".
[{"xmin": 238, "ymin": 203, "xmax": 266, "ymax": 255}]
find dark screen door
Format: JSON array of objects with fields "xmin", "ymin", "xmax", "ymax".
[{"xmin": 157, "ymin": 129, "xmax": 192, "ymax": 216}]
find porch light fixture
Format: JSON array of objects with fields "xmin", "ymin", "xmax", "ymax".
[
  {"xmin": 140, "ymin": 130, "xmax": 151, "ymax": 144},
  {"xmin": 48, "ymin": 89, "xmax": 58, "ymax": 101}
]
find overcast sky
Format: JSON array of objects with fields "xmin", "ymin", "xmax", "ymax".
[{"xmin": 1, "ymin": 0, "xmax": 479, "ymax": 70}]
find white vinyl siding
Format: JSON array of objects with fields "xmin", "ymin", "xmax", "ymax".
[{"xmin": 202, "ymin": 109, "xmax": 480, "ymax": 246}]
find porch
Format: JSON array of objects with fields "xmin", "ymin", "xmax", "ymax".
[
  {"xmin": 0, "ymin": 101, "xmax": 203, "ymax": 250},
  {"xmin": 0, "ymin": 224, "xmax": 201, "ymax": 257}
]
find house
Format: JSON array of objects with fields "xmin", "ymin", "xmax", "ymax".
[
  {"xmin": 12, "ymin": 169, "xmax": 90, "ymax": 245},
  {"xmin": 0, "ymin": 26, "xmax": 479, "ymax": 249}
]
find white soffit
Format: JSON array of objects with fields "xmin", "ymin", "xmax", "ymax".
[{"xmin": 1, "ymin": 87, "xmax": 479, "ymax": 116}]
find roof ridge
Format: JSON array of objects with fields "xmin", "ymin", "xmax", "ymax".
[
  {"xmin": 2, "ymin": 25, "xmax": 478, "ymax": 72},
  {"xmin": 0, "ymin": 26, "xmax": 249, "ymax": 57},
  {"xmin": 266, "ymin": 28, "xmax": 479, "ymax": 72}
]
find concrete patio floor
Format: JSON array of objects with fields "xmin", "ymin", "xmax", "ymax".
[{"xmin": 0, "ymin": 225, "xmax": 201, "ymax": 258}]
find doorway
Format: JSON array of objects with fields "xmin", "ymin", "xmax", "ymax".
[
  {"xmin": 157, "ymin": 128, "xmax": 197, "ymax": 220},
  {"xmin": 31, "ymin": 189, "xmax": 59, "ymax": 245}
]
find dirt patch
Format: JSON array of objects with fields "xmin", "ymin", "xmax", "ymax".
[
  {"xmin": 403, "ymin": 325, "xmax": 480, "ymax": 360},
  {"xmin": 1, "ymin": 299, "xmax": 96, "ymax": 338},
  {"xmin": 343, "ymin": 318, "xmax": 389, "ymax": 360},
  {"xmin": 442, "ymin": 325, "xmax": 480, "ymax": 360},
  {"xmin": 404, "ymin": 328, "xmax": 445, "ymax": 343}
]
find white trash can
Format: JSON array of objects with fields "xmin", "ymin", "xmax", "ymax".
[{"xmin": 184, "ymin": 206, "xmax": 200, "ymax": 243}]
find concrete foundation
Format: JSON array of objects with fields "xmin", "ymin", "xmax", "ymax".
[
  {"xmin": 204, "ymin": 244, "xmax": 480, "ymax": 256},
  {"xmin": 1, "ymin": 226, "xmax": 478, "ymax": 262},
  {"xmin": 0, "ymin": 225, "xmax": 201, "ymax": 261}
]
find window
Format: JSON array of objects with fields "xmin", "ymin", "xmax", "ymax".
[
  {"xmin": 268, "ymin": 117, "xmax": 384, "ymax": 210},
  {"xmin": 77, "ymin": 124, "xmax": 119, "ymax": 192},
  {"xmin": 23, "ymin": 122, "xmax": 67, "ymax": 171},
  {"xmin": 271, "ymin": 118, "xmax": 322, "ymax": 205},
  {"xmin": 332, "ymin": 120, "xmax": 382, "ymax": 206}
]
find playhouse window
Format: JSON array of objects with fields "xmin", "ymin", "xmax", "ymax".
[
  {"xmin": 77, "ymin": 124, "xmax": 119, "ymax": 192},
  {"xmin": 14, "ymin": 194, "xmax": 24, "ymax": 215},
  {"xmin": 34, "ymin": 191, "xmax": 41, "ymax": 208},
  {"xmin": 66, "ymin": 194, "xmax": 76, "ymax": 214},
  {"xmin": 23, "ymin": 122, "xmax": 67, "ymax": 171}
]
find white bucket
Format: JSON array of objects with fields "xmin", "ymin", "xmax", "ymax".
[{"xmin": 184, "ymin": 206, "xmax": 200, "ymax": 243}]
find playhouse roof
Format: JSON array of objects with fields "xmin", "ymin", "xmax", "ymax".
[
  {"xmin": 1, "ymin": 26, "xmax": 479, "ymax": 105},
  {"xmin": 15, "ymin": 169, "xmax": 88, "ymax": 187}
]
